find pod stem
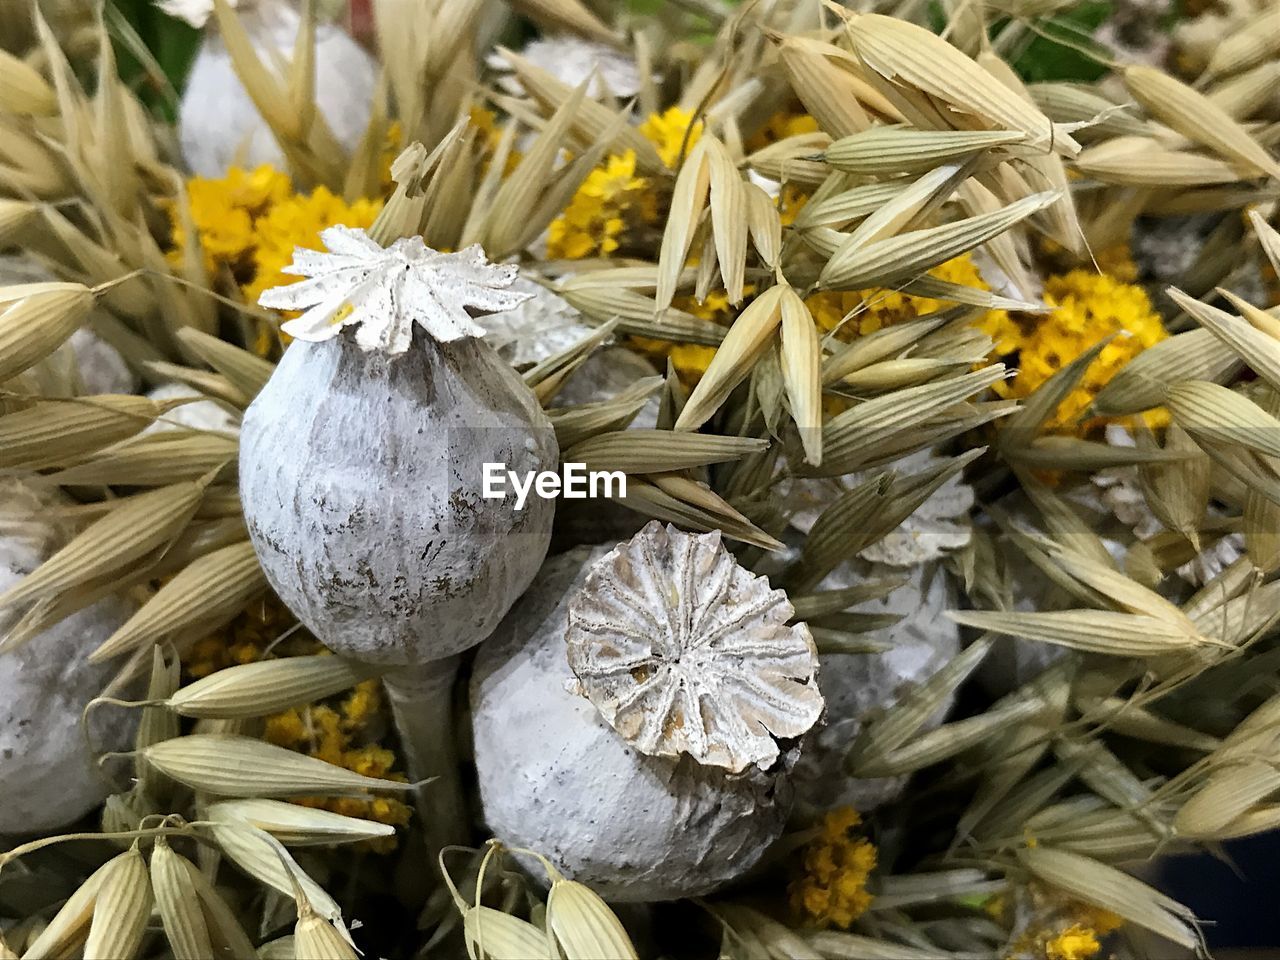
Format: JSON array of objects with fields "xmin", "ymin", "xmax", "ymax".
[{"xmin": 383, "ymin": 655, "xmax": 468, "ymax": 882}]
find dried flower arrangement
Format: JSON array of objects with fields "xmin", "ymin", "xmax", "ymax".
[{"xmin": 1, "ymin": 0, "xmax": 1279, "ymax": 956}]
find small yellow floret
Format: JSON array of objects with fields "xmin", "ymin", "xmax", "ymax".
[
  {"xmin": 996, "ymin": 269, "xmax": 1168, "ymax": 433},
  {"xmin": 547, "ymin": 150, "xmax": 655, "ymax": 260},
  {"xmin": 805, "ymin": 254, "xmax": 1012, "ymax": 344},
  {"xmin": 639, "ymin": 106, "xmax": 704, "ymax": 168},
  {"xmin": 1045, "ymin": 924, "xmax": 1102, "ymax": 960},
  {"xmin": 790, "ymin": 808, "xmax": 877, "ymax": 929},
  {"xmin": 169, "ymin": 164, "xmax": 291, "ymax": 278}
]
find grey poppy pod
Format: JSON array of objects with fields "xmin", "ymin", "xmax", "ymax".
[
  {"xmin": 472, "ymin": 546, "xmax": 794, "ymax": 902},
  {"xmin": 174, "ymin": 1, "xmax": 377, "ymax": 177},
  {"xmin": 0, "ymin": 480, "xmax": 133, "ymax": 834},
  {"xmin": 239, "ymin": 327, "xmax": 558, "ymax": 666},
  {"xmin": 793, "ymin": 560, "xmax": 961, "ymax": 813}
]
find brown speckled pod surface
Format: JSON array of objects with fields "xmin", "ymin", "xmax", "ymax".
[{"xmin": 240, "ymin": 328, "xmax": 558, "ymax": 666}]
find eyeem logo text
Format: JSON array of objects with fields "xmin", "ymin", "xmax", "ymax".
[{"xmin": 482, "ymin": 462, "xmax": 626, "ymax": 510}]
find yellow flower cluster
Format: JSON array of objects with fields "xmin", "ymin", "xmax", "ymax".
[
  {"xmin": 790, "ymin": 807, "xmax": 877, "ymax": 929},
  {"xmin": 167, "ymin": 162, "xmax": 384, "ymax": 356},
  {"xmin": 264, "ymin": 681, "xmax": 413, "ymax": 853},
  {"xmin": 1044, "ymin": 924, "xmax": 1102, "ymax": 960},
  {"xmin": 805, "ymin": 254, "xmax": 1012, "ymax": 343},
  {"xmin": 1001, "ymin": 896, "xmax": 1123, "ymax": 960},
  {"xmin": 994, "ymin": 883, "xmax": 1123, "ymax": 960},
  {"xmin": 184, "ymin": 594, "xmax": 413, "ymax": 849},
  {"xmin": 996, "ymin": 269, "xmax": 1168, "ymax": 433},
  {"xmin": 468, "ymin": 106, "xmax": 522, "ymax": 177},
  {"xmin": 639, "ymin": 106, "xmax": 705, "ymax": 168},
  {"xmin": 170, "ymin": 165, "xmax": 292, "ymax": 281},
  {"xmin": 241, "ymin": 186, "xmax": 382, "ymax": 306},
  {"xmin": 546, "ymin": 107, "xmax": 702, "ymax": 260},
  {"xmin": 184, "ymin": 593, "xmax": 311, "ymax": 678},
  {"xmin": 547, "ymin": 151, "xmax": 656, "ymax": 259}
]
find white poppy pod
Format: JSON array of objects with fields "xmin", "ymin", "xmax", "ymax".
[
  {"xmin": 483, "ymin": 278, "xmax": 595, "ymax": 367},
  {"xmin": 144, "ymin": 383, "xmax": 241, "ymax": 436},
  {"xmin": 793, "ymin": 561, "xmax": 962, "ymax": 812},
  {"xmin": 240, "ymin": 332, "xmax": 556, "ymax": 665},
  {"xmin": 567, "ymin": 522, "xmax": 824, "ymax": 774},
  {"xmin": 176, "ymin": 1, "xmax": 376, "ymax": 177},
  {"xmin": 0, "ymin": 481, "xmax": 131, "ymax": 834},
  {"xmin": 472, "ymin": 546, "xmax": 794, "ymax": 902},
  {"xmin": 490, "ymin": 34, "xmax": 643, "ymax": 100},
  {"xmin": 241, "ymin": 228, "xmax": 557, "ymax": 666}
]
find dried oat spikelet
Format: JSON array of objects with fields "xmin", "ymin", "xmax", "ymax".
[
  {"xmin": 91, "ymin": 540, "xmax": 265, "ymax": 661},
  {"xmin": 566, "ymin": 521, "xmax": 823, "ymax": 773},
  {"xmin": 546, "ymin": 875, "xmax": 640, "ymax": 960},
  {"xmin": 150, "ymin": 837, "xmax": 214, "ymax": 960},
  {"xmin": 838, "ymin": 12, "xmax": 1080, "ymax": 156},
  {"xmin": 292, "ymin": 882, "xmax": 358, "ymax": 960},
  {"xmin": 0, "ymin": 282, "xmax": 95, "ymax": 384},
  {"xmin": 141, "ymin": 733, "xmax": 417, "ymax": 797},
  {"xmin": 163, "ymin": 654, "xmax": 379, "ymax": 718},
  {"xmin": 205, "ymin": 797, "xmax": 395, "ymax": 845},
  {"xmin": 83, "ymin": 843, "xmax": 153, "ymax": 960},
  {"xmin": 23, "ymin": 843, "xmax": 152, "ymax": 960}
]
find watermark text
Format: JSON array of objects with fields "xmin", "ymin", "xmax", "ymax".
[{"xmin": 482, "ymin": 462, "xmax": 626, "ymax": 510}]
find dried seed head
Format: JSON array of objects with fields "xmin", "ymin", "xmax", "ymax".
[
  {"xmin": 142, "ymin": 733, "xmax": 416, "ymax": 797},
  {"xmin": 0, "ymin": 283, "xmax": 95, "ymax": 384},
  {"xmin": 92, "ymin": 540, "xmax": 265, "ymax": 662},
  {"xmin": 473, "ymin": 546, "xmax": 793, "ymax": 901},
  {"xmin": 546, "ymin": 878, "xmax": 640, "ymax": 959},
  {"xmin": 206, "ymin": 797, "xmax": 396, "ymax": 845},
  {"xmin": 240, "ymin": 324, "xmax": 558, "ymax": 666},
  {"xmin": 83, "ymin": 844, "xmax": 153, "ymax": 960},
  {"xmin": 162, "ymin": 654, "xmax": 377, "ymax": 718},
  {"xmin": 150, "ymin": 838, "xmax": 214, "ymax": 960},
  {"xmin": 294, "ymin": 893, "xmax": 358, "ymax": 960},
  {"xmin": 567, "ymin": 521, "xmax": 823, "ymax": 773},
  {"xmin": 0, "ymin": 500, "xmax": 133, "ymax": 834}
]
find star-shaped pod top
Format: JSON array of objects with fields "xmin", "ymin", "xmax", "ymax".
[
  {"xmin": 566, "ymin": 521, "xmax": 824, "ymax": 774},
  {"xmin": 258, "ymin": 226, "xmax": 531, "ymax": 353}
]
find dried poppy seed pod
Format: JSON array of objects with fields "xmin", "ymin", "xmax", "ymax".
[
  {"xmin": 242, "ymin": 226, "xmax": 557, "ymax": 862},
  {"xmin": 241, "ymin": 228, "xmax": 556, "ymax": 665},
  {"xmin": 472, "ymin": 545, "xmax": 796, "ymax": 902},
  {"xmin": 794, "ymin": 561, "xmax": 961, "ymax": 813},
  {"xmin": 163, "ymin": 0, "xmax": 377, "ymax": 177},
  {"xmin": 144, "ymin": 383, "xmax": 240, "ymax": 436},
  {"xmin": 0, "ymin": 479, "xmax": 132, "ymax": 833},
  {"xmin": 566, "ymin": 521, "xmax": 824, "ymax": 774}
]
